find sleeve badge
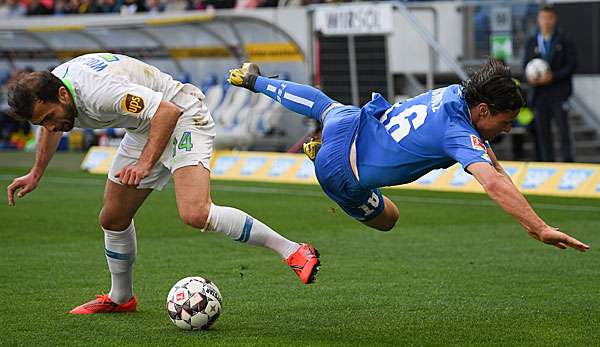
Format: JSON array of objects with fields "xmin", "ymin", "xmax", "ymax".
[
  {"xmin": 470, "ymin": 135, "xmax": 486, "ymax": 151},
  {"xmin": 122, "ymin": 94, "xmax": 145, "ymax": 114}
]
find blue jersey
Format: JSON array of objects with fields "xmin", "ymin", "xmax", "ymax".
[{"xmin": 355, "ymin": 84, "xmax": 492, "ymax": 189}]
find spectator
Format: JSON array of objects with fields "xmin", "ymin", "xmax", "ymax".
[
  {"xmin": 0, "ymin": 0, "xmax": 27, "ymax": 17},
  {"xmin": 236, "ymin": 0, "xmax": 259, "ymax": 8},
  {"xmin": 163, "ymin": 0, "xmax": 184, "ymax": 11},
  {"xmin": 523, "ymin": 5, "xmax": 577, "ymax": 162},
  {"xmin": 258, "ymin": 0, "xmax": 277, "ymax": 6},
  {"xmin": 185, "ymin": 0, "xmax": 204, "ymax": 11},
  {"xmin": 120, "ymin": 0, "xmax": 146, "ymax": 14},
  {"xmin": 97, "ymin": 0, "xmax": 119, "ymax": 13},
  {"xmin": 145, "ymin": 0, "xmax": 164, "ymax": 14},
  {"xmin": 204, "ymin": 0, "xmax": 234, "ymax": 9},
  {"xmin": 53, "ymin": 0, "xmax": 69, "ymax": 15},
  {"xmin": 236, "ymin": 0, "xmax": 277, "ymax": 8},
  {"xmin": 78, "ymin": 0, "xmax": 99, "ymax": 13},
  {"xmin": 26, "ymin": 0, "xmax": 52, "ymax": 15},
  {"xmin": 185, "ymin": 0, "xmax": 206, "ymax": 11},
  {"xmin": 62, "ymin": 0, "xmax": 77, "ymax": 13}
]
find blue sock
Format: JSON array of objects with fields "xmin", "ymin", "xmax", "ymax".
[{"xmin": 253, "ymin": 76, "xmax": 334, "ymax": 122}]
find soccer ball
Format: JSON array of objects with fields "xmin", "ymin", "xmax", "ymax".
[
  {"xmin": 166, "ymin": 276, "xmax": 222, "ymax": 330},
  {"xmin": 525, "ymin": 58, "xmax": 550, "ymax": 82}
]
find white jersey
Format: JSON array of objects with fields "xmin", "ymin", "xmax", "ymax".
[{"xmin": 52, "ymin": 53, "xmax": 192, "ymax": 133}]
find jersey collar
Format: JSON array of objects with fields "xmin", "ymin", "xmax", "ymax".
[
  {"xmin": 465, "ymin": 101, "xmax": 475, "ymax": 126},
  {"xmin": 60, "ymin": 77, "xmax": 78, "ymax": 113}
]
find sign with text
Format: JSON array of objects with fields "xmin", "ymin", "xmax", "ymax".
[{"xmin": 314, "ymin": 3, "xmax": 393, "ymax": 36}]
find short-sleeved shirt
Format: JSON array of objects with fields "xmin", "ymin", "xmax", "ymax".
[
  {"xmin": 355, "ymin": 84, "xmax": 492, "ymax": 189},
  {"xmin": 52, "ymin": 53, "xmax": 186, "ymax": 133}
]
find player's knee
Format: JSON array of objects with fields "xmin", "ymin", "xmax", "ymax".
[
  {"xmin": 380, "ymin": 199, "xmax": 399, "ymax": 231},
  {"xmin": 377, "ymin": 219, "xmax": 397, "ymax": 232},
  {"xmin": 179, "ymin": 204, "xmax": 211, "ymax": 230},
  {"xmin": 99, "ymin": 208, "xmax": 132, "ymax": 231},
  {"xmin": 366, "ymin": 205, "xmax": 399, "ymax": 232}
]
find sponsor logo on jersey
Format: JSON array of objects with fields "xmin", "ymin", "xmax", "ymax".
[
  {"xmin": 470, "ymin": 135, "xmax": 485, "ymax": 151},
  {"xmin": 83, "ymin": 57, "xmax": 108, "ymax": 72},
  {"xmin": 122, "ymin": 94, "xmax": 145, "ymax": 114}
]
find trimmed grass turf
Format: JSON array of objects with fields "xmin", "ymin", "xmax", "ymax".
[{"xmin": 1, "ymin": 167, "xmax": 599, "ymax": 346}]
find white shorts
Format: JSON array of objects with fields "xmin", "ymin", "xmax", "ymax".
[{"xmin": 108, "ymin": 85, "xmax": 216, "ymax": 191}]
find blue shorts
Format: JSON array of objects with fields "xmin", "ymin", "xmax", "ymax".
[{"xmin": 314, "ymin": 106, "xmax": 385, "ymax": 222}]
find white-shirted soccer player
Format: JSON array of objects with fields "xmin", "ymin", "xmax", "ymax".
[{"xmin": 6, "ymin": 53, "xmax": 320, "ymax": 314}]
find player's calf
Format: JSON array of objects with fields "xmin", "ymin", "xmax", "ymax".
[{"xmin": 228, "ymin": 62, "xmax": 336, "ymax": 122}]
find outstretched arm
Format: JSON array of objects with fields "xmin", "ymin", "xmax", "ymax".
[
  {"xmin": 7, "ymin": 128, "xmax": 62, "ymax": 206},
  {"xmin": 486, "ymin": 146, "xmax": 514, "ymax": 184},
  {"xmin": 468, "ymin": 162, "xmax": 589, "ymax": 252},
  {"xmin": 115, "ymin": 100, "xmax": 182, "ymax": 186}
]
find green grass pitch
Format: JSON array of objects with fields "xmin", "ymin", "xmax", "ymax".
[{"xmin": 1, "ymin": 166, "xmax": 599, "ymax": 346}]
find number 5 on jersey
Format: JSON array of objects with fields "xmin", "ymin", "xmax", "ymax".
[{"xmin": 173, "ymin": 131, "xmax": 193, "ymax": 157}]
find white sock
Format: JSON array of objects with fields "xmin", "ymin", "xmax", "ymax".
[
  {"xmin": 104, "ymin": 221, "xmax": 137, "ymax": 304},
  {"xmin": 204, "ymin": 204, "xmax": 300, "ymax": 259}
]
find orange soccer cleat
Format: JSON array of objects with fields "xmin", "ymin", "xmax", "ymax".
[
  {"xmin": 286, "ymin": 243, "xmax": 320, "ymax": 284},
  {"xmin": 69, "ymin": 294, "xmax": 137, "ymax": 314}
]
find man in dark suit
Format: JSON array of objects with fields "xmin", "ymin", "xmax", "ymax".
[{"xmin": 524, "ymin": 6, "xmax": 577, "ymax": 162}]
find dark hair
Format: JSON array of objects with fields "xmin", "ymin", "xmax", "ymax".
[
  {"xmin": 461, "ymin": 59, "xmax": 524, "ymax": 115},
  {"xmin": 540, "ymin": 5, "xmax": 557, "ymax": 15},
  {"xmin": 7, "ymin": 71, "xmax": 63, "ymax": 121}
]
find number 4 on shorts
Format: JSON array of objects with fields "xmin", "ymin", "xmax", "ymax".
[
  {"xmin": 178, "ymin": 132, "xmax": 193, "ymax": 151},
  {"xmin": 173, "ymin": 131, "xmax": 193, "ymax": 157}
]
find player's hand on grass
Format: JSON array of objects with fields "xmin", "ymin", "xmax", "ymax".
[
  {"xmin": 529, "ymin": 226, "xmax": 589, "ymax": 252},
  {"xmin": 7, "ymin": 172, "xmax": 41, "ymax": 206},
  {"xmin": 115, "ymin": 163, "xmax": 151, "ymax": 186}
]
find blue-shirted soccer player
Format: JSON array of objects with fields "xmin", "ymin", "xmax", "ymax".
[{"xmin": 228, "ymin": 59, "xmax": 588, "ymax": 252}]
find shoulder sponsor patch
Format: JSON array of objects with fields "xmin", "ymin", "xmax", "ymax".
[
  {"xmin": 122, "ymin": 94, "xmax": 145, "ymax": 114},
  {"xmin": 470, "ymin": 135, "xmax": 485, "ymax": 151}
]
